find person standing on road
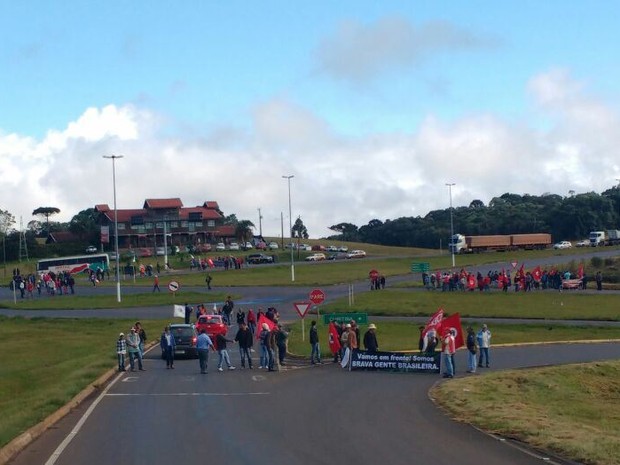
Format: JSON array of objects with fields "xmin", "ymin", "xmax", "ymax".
[
  {"xmin": 258, "ymin": 323, "xmax": 270, "ymax": 369},
  {"xmin": 466, "ymin": 326, "xmax": 477, "ymax": 373},
  {"xmin": 276, "ymin": 323, "xmax": 288, "ymax": 366},
  {"xmin": 442, "ymin": 329, "xmax": 456, "ymax": 378},
  {"xmin": 267, "ymin": 325, "xmax": 277, "ymax": 371},
  {"xmin": 184, "ymin": 303, "xmax": 193, "ymax": 324},
  {"xmin": 127, "ymin": 327, "xmax": 145, "ymax": 371},
  {"xmin": 363, "ymin": 324, "xmax": 379, "ymax": 353},
  {"xmin": 236, "ymin": 307, "xmax": 246, "ymax": 326},
  {"xmin": 595, "ymin": 271, "xmax": 603, "ymax": 291},
  {"xmin": 309, "ymin": 320, "xmax": 321, "ymax": 364},
  {"xmin": 247, "ymin": 309, "xmax": 257, "ymax": 336},
  {"xmin": 116, "ymin": 332, "xmax": 127, "ymax": 372},
  {"xmin": 477, "ymin": 324, "xmax": 492, "ymax": 368},
  {"xmin": 215, "ymin": 333, "xmax": 236, "ymax": 372},
  {"xmin": 205, "ymin": 273, "xmax": 212, "ymax": 290},
  {"xmin": 196, "ymin": 329, "xmax": 215, "ymax": 374},
  {"xmin": 152, "ymin": 275, "xmax": 161, "ymax": 292},
  {"xmin": 135, "ymin": 321, "xmax": 147, "ymax": 357},
  {"xmin": 160, "ymin": 326, "xmax": 176, "ymax": 369},
  {"xmin": 234, "ymin": 322, "xmax": 254, "ymax": 369}
]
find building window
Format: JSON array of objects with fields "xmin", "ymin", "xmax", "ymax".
[
  {"xmin": 169, "ymin": 221, "xmax": 178, "ymax": 228},
  {"xmin": 207, "ymin": 220, "xmax": 215, "ymax": 227},
  {"xmin": 192, "ymin": 221, "xmax": 203, "ymax": 227},
  {"xmin": 117, "ymin": 223, "xmax": 126, "ymax": 230},
  {"xmin": 155, "ymin": 222, "xmax": 164, "ymax": 229},
  {"xmin": 181, "ymin": 221, "xmax": 188, "ymax": 228},
  {"xmin": 145, "ymin": 223, "xmax": 153, "ymax": 229}
]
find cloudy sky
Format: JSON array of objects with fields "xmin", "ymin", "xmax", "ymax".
[{"xmin": 1, "ymin": 1, "xmax": 619, "ymax": 238}]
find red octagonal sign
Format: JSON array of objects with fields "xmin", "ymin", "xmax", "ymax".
[{"xmin": 309, "ymin": 288, "xmax": 325, "ymax": 305}]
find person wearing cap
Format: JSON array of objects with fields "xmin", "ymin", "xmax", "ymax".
[
  {"xmin": 466, "ymin": 326, "xmax": 478, "ymax": 373},
  {"xmin": 441, "ymin": 328, "xmax": 456, "ymax": 378},
  {"xmin": 346, "ymin": 323, "xmax": 358, "ymax": 351},
  {"xmin": 350, "ymin": 320, "xmax": 360, "ymax": 352},
  {"xmin": 477, "ymin": 324, "xmax": 492, "ymax": 368},
  {"xmin": 116, "ymin": 332, "xmax": 127, "ymax": 372},
  {"xmin": 363, "ymin": 323, "xmax": 379, "ymax": 353}
]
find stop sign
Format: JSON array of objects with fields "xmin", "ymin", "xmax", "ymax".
[{"xmin": 309, "ymin": 288, "xmax": 325, "ymax": 305}]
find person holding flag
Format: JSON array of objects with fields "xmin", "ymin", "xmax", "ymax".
[{"xmin": 328, "ymin": 321, "xmax": 341, "ymax": 363}]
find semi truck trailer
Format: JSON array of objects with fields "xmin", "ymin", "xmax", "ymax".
[
  {"xmin": 449, "ymin": 233, "xmax": 552, "ymax": 254},
  {"xmin": 589, "ymin": 230, "xmax": 620, "ymax": 246}
]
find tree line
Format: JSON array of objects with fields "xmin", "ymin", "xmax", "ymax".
[{"xmin": 328, "ymin": 187, "xmax": 620, "ymax": 248}]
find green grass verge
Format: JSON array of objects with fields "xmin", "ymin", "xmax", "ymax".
[
  {"xmin": 0, "ymin": 317, "xmax": 171, "ymax": 447},
  {"xmin": 321, "ymin": 289, "xmax": 620, "ymax": 321},
  {"xmin": 431, "ymin": 361, "xmax": 620, "ymax": 465}
]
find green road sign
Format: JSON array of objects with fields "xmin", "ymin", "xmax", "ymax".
[
  {"xmin": 411, "ymin": 262, "xmax": 430, "ymax": 273},
  {"xmin": 323, "ymin": 312, "xmax": 368, "ymax": 325}
]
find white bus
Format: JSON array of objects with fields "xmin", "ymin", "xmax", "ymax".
[{"xmin": 36, "ymin": 253, "xmax": 110, "ymax": 274}]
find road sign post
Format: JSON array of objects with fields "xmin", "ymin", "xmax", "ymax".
[
  {"xmin": 168, "ymin": 280, "xmax": 180, "ymax": 297},
  {"xmin": 294, "ymin": 302, "xmax": 312, "ymax": 341}
]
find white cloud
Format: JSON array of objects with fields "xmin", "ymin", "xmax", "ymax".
[{"xmin": 0, "ymin": 69, "xmax": 619, "ymax": 238}]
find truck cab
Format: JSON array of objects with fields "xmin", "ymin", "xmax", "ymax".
[
  {"xmin": 589, "ymin": 231, "xmax": 605, "ymax": 246},
  {"xmin": 449, "ymin": 234, "xmax": 466, "ymax": 254}
]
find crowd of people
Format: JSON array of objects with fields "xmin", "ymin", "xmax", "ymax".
[
  {"xmin": 11, "ymin": 268, "xmax": 78, "ymax": 298},
  {"xmin": 422, "ymin": 265, "xmax": 599, "ymax": 292}
]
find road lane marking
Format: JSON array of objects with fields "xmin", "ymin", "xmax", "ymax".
[
  {"xmin": 44, "ymin": 372, "xmax": 124, "ymax": 465},
  {"xmin": 105, "ymin": 392, "xmax": 269, "ymax": 397}
]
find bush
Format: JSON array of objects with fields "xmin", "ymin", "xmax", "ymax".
[{"xmin": 591, "ymin": 256, "xmax": 603, "ymax": 268}]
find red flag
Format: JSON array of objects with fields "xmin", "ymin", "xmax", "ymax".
[
  {"xmin": 438, "ymin": 313, "xmax": 464, "ymax": 349},
  {"xmin": 328, "ymin": 322, "xmax": 341, "ymax": 355},
  {"xmin": 578, "ymin": 264, "xmax": 584, "ymax": 279},
  {"xmin": 467, "ymin": 275, "xmax": 476, "ymax": 290},
  {"xmin": 532, "ymin": 266, "xmax": 542, "ymax": 282},
  {"xmin": 256, "ymin": 314, "xmax": 276, "ymax": 339},
  {"xmin": 422, "ymin": 308, "xmax": 444, "ymax": 338}
]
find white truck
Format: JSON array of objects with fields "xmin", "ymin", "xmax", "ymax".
[{"xmin": 589, "ymin": 230, "xmax": 620, "ymax": 246}]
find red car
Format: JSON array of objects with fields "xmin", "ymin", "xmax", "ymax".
[{"xmin": 195, "ymin": 314, "xmax": 228, "ymax": 345}]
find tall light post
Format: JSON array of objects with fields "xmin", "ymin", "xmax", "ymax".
[
  {"xmin": 446, "ymin": 182, "xmax": 456, "ymax": 268},
  {"xmin": 282, "ymin": 175, "xmax": 295, "ymax": 282},
  {"xmin": 103, "ymin": 155, "xmax": 123, "ymax": 303}
]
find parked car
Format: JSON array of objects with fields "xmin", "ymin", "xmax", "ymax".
[
  {"xmin": 195, "ymin": 314, "xmax": 227, "ymax": 345},
  {"xmin": 246, "ymin": 253, "xmax": 274, "ymax": 264},
  {"xmin": 575, "ymin": 240, "xmax": 589, "ymax": 247},
  {"xmin": 268, "ymin": 242, "xmax": 279, "ymax": 250},
  {"xmin": 215, "ymin": 242, "xmax": 226, "ymax": 251},
  {"xmin": 312, "ymin": 244, "xmax": 326, "ymax": 251},
  {"xmin": 163, "ymin": 324, "xmax": 198, "ymax": 359},
  {"xmin": 328, "ymin": 252, "xmax": 349, "ymax": 260},
  {"xmin": 228, "ymin": 242, "xmax": 240, "ymax": 251},
  {"xmin": 338, "ymin": 246, "xmax": 349, "ymax": 252},
  {"xmin": 85, "ymin": 245, "xmax": 98, "ymax": 254},
  {"xmin": 553, "ymin": 241, "xmax": 572, "ymax": 250},
  {"xmin": 347, "ymin": 249, "xmax": 367, "ymax": 258},
  {"xmin": 326, "ymin": 245, "xmax": 338, "ymax": 252},
  {"xmin": 305, "ymin": 253, "xmax": 326, "ymax": 261},
  {"xmin": 255, "ymin": 241, "xmax": 267, "ymax": 250},
  {"xmin": 242, "ymin": 242, "xmax": 253, "ymax": 250},
  {"xmin": 155, "ymin": 246, "xmax": 165, "ymax": 256},
  {"xmin": 299, "ymin": 244, "xmax": 312, "ymax": 251}
]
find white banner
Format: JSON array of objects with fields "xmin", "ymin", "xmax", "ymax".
[{"xmin": 173, "ymin": 305, "xmax": 185, "ymax": 318}]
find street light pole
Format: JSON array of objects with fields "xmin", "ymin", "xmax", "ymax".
[
  {"xmin": 103, "ymin": 155, "xmax": 123, "ymax": 303},
  {"xmin": 282, "ymin": 175, "xmax": 295, "ymax": 282},
  {"xmin": 446, "ymin": 182, "xmax": 456, "ymax": 268}
]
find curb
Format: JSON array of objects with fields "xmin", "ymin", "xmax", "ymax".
[
  {"xmin": 0, "ymin": 341, "xmax": 158, "ymax": 465},
  {"xmin": 0, "ymin": 366, "xmax": 117, "ymax": 465}
]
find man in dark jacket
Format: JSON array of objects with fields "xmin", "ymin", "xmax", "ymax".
[
  {"xmin": 234, "ymin": 322, "xmax": 254, "ymax": 369},
  {"xmin": 363, "ymin": 324, "xmax": 379, "ymax": 352},
  {"xmin": 309, "ymin": 320, "xmax": 321, "ymax": 364}
]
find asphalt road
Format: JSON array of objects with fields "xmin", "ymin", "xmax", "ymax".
[{"xmin": 9, "ymin": 341, "xmax": 619, "ymax": 465}]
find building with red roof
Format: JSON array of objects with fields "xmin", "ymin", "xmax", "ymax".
[{"xmin": 95, "ymin": 198, "xmax": 234, "ymax": 251}]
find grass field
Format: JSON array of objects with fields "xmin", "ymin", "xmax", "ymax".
[{"xmin": 431, "ymin": 361, "xmax": 620, "ymax": 465}]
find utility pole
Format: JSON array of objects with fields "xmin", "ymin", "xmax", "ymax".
[{"xmin": 257, "ymin": 208, "xmax": 263, "ymax": 237}]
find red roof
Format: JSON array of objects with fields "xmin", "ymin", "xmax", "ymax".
[
  {"xmin": 143, "ymin": 198, "xmax": 183, "ymax": 209},
  {"xmin": 95, "ymin": 204, "xmax": 110, "ymax": 212}
]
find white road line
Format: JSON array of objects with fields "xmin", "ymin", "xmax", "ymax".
[
  {"xmin": 44, "ymin": 372, "xmax": 124, "ymax": 465},
  {"xmin": 106, "ymin": 392, "xmax": 270, "ymax": 397}
]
